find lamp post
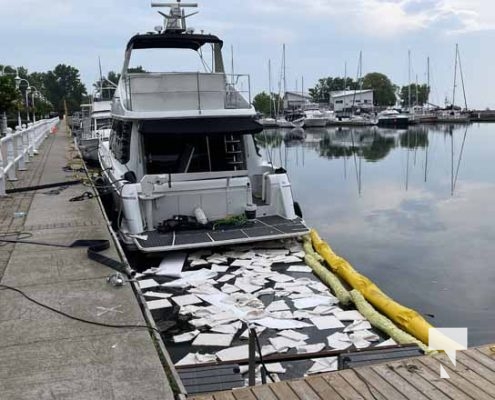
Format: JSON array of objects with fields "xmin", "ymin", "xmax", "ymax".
[
  {"xmin": 30, "ymin": 86, "xmax": 40, "ymax": 122},
  {"xmin": 14, "ymin": 71, "xmax": 31, "ymax": 124}
]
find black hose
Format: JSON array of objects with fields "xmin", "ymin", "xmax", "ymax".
[{"xmin": 5, "ymin": 179, "xmax": 83, "ymax": 194}]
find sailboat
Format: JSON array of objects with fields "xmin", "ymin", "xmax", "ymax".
[
  {"xmin": 99, "ymin": 1, "xmax": 309, "ymax": 252},
  {"xmin": 436, "ymin": 44, "xmax": 470, "ymax": 123}
]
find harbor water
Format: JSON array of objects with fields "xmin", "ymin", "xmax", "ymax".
[{"xmin": 258, "ymin": 123, "xmax": 495, "ymax": 346}]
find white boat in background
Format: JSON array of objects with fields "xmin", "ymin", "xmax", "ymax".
[
  {"xmin": 294, "ymin": 108, "xmax": 328, "ymax": 128},
  {"xmin": 99, "ymin": 1, "xmax": 309, "ymax": 252},
  {"xmin": 377, "ymin": 109, "xmax": 410, "ymax": 128},
  {"xmin": 78, "ymin": 100, "xmax": 112, "ymax": 162}
]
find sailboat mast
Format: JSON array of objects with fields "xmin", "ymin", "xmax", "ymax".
[
  {"xmin": 408, "ymin": 50, "xmax": 411, "ymax": 109},
  {"xmin": 283, "ymin": 44, "xmax": 287, "ymax": 99},
  {"xmin": 268, "ymin": 59, "xmax": 272, "ymax": 117},
  {"xmin": 343, "ymin": 62, "xmax": 347, "ymax": 111},
  {"xmin": 427, "ymin": 56, "xmax": 430, "ymax": 105},
  {"xmin": 457, "ymin": 46, "xmax": 468, "ymax": 110},
  {"xmin": 452, "ymin": 43, "xmax": 458, "ymax": 107}
]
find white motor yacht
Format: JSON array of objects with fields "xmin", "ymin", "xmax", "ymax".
[
  {"xmin": 79, "ymin": 100, "xmax": 112, "ymax": 162},
  {"xmin": 99, "ymin": 2, "xmax": 309, "ymax": 253},
  {"xmin": 294, "ymin": 108, "xmax": 328, "ymax": 128}
]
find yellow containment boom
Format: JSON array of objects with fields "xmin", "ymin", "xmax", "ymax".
[{"xmin": 310, "ymin": 229, "xmax": 433, "ymax": 346}]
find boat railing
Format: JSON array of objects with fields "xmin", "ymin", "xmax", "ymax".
[
  {"xmin": 0, "ymin": 118, "xmax": 59, "ymax": 196},
  {"xmin": 121, "ymin": 72, "xmax": 251, "ymax": 113}
]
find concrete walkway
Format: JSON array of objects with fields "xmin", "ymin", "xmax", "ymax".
[{"xmin": 0, "ymin": 123, "xmax": 174, "ymax": 399}]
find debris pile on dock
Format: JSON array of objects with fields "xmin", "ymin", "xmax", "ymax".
[{"xmin": 135, "ymin": 241, "xmax": 394, "ymax": 380}]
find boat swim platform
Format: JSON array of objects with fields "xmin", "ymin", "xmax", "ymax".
[
  {"xmin": 0, "ymin": 122, "xmax": 174, "ymax": 399},
  {"xmin": 134, "ymin": 216, "xmax": 310, "ymax": 253},
  {"xmin": 189, "ymin": 344, "xmax": 495, "ymax": 400}
]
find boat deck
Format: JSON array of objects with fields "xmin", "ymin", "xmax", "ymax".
[
  {"xmin": 134, "ymin": 216, "xmax": 310, "ymax": 252},
  {"xmin": 189, "ymin": 344, "xmax": 495, "ymax": 400}
]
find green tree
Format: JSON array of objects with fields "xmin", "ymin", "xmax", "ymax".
[
  {"xmin": 309, "ymin": 77, "xmax": 359, "ymax": 103},
  {"xmin": 400, "ymin": 84, "xmax": 430, "ymax": 108},
  {"xmin": 43, "ymin": 64, "xmax": 87, "ymax": 113},
  {"xmin": 0, "ymin": 74, "xmax": 21, "ymax": 131},
  {"xmin": 362, "ymin": 72, "xmax": 396, "ymax": 106},
  {"xmin": 253, "ymin": 91, "xmax": 283, "ymax": 117}
]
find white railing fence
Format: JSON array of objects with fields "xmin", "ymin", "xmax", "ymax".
[{"xmin": 0, "ymin": 117, "xmax": 59, "ymax": 196}]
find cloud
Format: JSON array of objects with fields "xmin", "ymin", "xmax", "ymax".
[{"xmin": 250, "ymin": 0, "xmax": 495, "ymax": 36}]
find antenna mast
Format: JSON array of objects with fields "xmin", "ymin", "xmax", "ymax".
[{"xmin": 151, "ymin": 1, "xmax": 198, "ymax": 33}]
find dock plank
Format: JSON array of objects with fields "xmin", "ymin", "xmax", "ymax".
[
  {"xmin": 371, "ymin": 363, "xmax": 430, "ymax": 400},
  {"xmin": 322, "ymin": 373, "xmax": 366, "ymax": 400},
  {"xmin": 287, "ymin": 380, "xmax": 321, "ymax": 400},
  {"xmin": 267, "ymin": 382, "xmax": 299, "ymax": 400},
  {"xmin": 232, "ymin": 388, "xmax": 258, "ymax": 400},
  {"xmin": 456, "ymin": 351, "xmax": 495, "ymax": 383},
  {"xmin": 213, "ymin": 391, "xmax": 237, "ymax": 400},
  {"xmin": 347, "ymin": 366, "xmax": 405, "ymax": 400},
  {"xmin": 305, "ymin": 376, "xmax": 343, "ymax": 400},
  {"xmin": 250, "ymin": 385, "xmax": 279, "ymax": 400},
  {"xmin": 419, "ymin": 354, "xmax": 494, "ymax": 400},
  {"xmin": 339, "ymin": 369, "xmax": 388, "ymax": 400}
]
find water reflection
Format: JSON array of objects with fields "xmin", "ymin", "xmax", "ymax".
[{"xmin": 257, "ymin": 124, "xmax": 495, "ymax": 346}]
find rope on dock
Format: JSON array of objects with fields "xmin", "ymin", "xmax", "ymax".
[{"xmin": 309, "ymin": 229, "xmax": 434, "ymax": 346}]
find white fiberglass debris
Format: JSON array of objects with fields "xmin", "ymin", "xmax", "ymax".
[
  {"xmin": 220, "ymin": 283, "xmax": 241, "ymax": 294},
  {"xmin": 269, "ymin": 336, "xmax": 304, "ymax": 351},
  {"xmin": 274, "ymin": 291, "xmax": 291, "ymax": 298},
  {"xmin": 234, "ymin": 278, "xmax": 262, "ymax": 293},
  {"xmin": 231, "ymin": 259, "xmax": 252, "ymax": 268},
  {"xmin": 192, "ymin": 333, "xmax": 234, "ymax": 347},
  {"xmin": 211, "ymin": 264, "xmax": 229, "ymax": 272},
  {"xmin": 343, "ymin": 320, "xmax": 372, "ymax": 332},
  {"xmin": 254, "ymin": 317, "xmax": 312, "ymax": 330},
  {"xmin": 190, "ymin": 259, "xmax": 208, "ymax": 267},
  {"xmin": 173, "ymin": 330, "xmax": 200, "ymax": 343},
  {"xmin": 265, "ymin": 300, "xmax": 290, "ymax": 312},
  {"xmin": 207, "ymin": 254, "xmax": 228, "ymax": 264},
  {"xmin": 278, "ymin": 330, "xmax": 309, "ymax": 342},
  {"xmin": 334, "ymin": 310, "xmax": 366, "ymax": 321},
  {"xmin": 161, "ymin": 269, "xmax": 217, "ymax": 288},
  {"xmin": 350, "ymin": 330, "xmax": 380, "ymax": 342},
  {"xmin": 308, "ymin": 282, "xmax": 329, "ymax": 293},
  {"xmin": 217, "ymin": 274, "xmax": 234, "ymax": 283},
  {"xmin": 291, "ymin": 251, "xmax": 306, "ymax": 259},
  {"xmin": 267, "ymin": 274, "xmax": 294, "ymax": 283},
  {"xmin": 154, "ymin": 252, "xmax": 186, "ymax": 277},
  {"xmin": 256, "ymin": 249, "xmax": 289, "ymax": 257},
  {"xmin": 251, "ymin": 259, "xmax": 273, "ymax": 268},
  {"xmin": 138, "ymin": 279, "xmax": 159, "ymax": 290},
  {"xmin": 287, "ymin": 265, "xmax": 312, "ymax": 273},
  {"xmin": 210, "ymin": 321, "xmax": 242, "ymax": 335},
  {"xmin": 296, "ymin": 343, "xmax": 326, "ymax": 354},
  {"xmin": 188, "ymin": 250, "xmax": 211, "ymax": 260},
  {"xmin": 265, "ymin": 363, "xmax": 287, "ymax": 374},
  {"xmin": 255, "ymin": 288, "xmax": 275, "ymax": 296},
  {"xmin": 216, "ymin": 345, "xmax": 249, "ymax": 361},
  {"xmin": 310, "ymin": 316, "xmax": 345, "ymax": 330},
  {"xmin": 175, "ymin": 352, "xmax": 216, "ymax": 366},
  {"xmin": 327, "ymin": 332, "xmax": 352, "ymax": 350},
  {"xmin": 352, "ymin": 338, "xmax": 371, "ymax": 349},
  {"xmin": 146, "ymin": 299, "xmax": 172, "ymax": 310},
  {"xmin": 143, "ymin": 291, "xmax": 172, "ymax": 299},
  {"xmin": 240, "ymin": 326, "xmax": 266, "ymax": 339},
  {"xmin": 376, "ymin": 338, "xmax": 397, "ymax": 347},
  {"xmin": 270, "ymin": 311, "xmax": 294, "ymax": 319},
  {"xmin": 293, "ymin": 310, "xmax": 313, "ymax": 320},
  {"xmin": 172, "ymin": 294, "xmax": 202, "ymax": 307},
  {"xmin": 306, "ymin": 357, "xmax": 338, "ymax": 375},
  {"xmin": 312, "ymin": 305, "xmax": 338, "ymax": 315},
  {"xmin": 293, "ymin": 295, "xmax": 338, "ymax": 310}
]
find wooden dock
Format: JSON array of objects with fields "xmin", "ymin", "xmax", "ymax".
[
  {"xmin": 189, "ymin": 345, "xmax": 495, "ymax": 400},
  {"xmin": 0, "ymin": 122, "xmax": 174, "ymax": 399}
]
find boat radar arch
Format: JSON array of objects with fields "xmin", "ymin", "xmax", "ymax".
[{"xmin": 151, "ymin": 1, "xmax": 198, "ymax": 33}]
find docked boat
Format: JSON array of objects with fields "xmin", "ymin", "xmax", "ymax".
[
  {"xmin": 377, "ymin": 109, "xmax": 410, "ymax": 128},
  {"xmin": 99, "ymin": 2, "xmax": 309, "ymax": 253},
  {"xmin": 294, "ymin": 108, "xmax": 328, "ymax": 128},
  {"xmin": 78, "ymin": 100, "xmax": 112, "ymax": 163}
]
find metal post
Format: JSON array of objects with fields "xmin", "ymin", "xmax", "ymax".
[
  {"xmin": 22, "ymin": 125, "xmax": 30, "ymax": 163},
  {"xmin": 248, "ymin": 327, "xmax": 256, "ymax": 386},
  {"xmin": 32, "ymin": 91, "xmax": 36, "ymax": 122},
  {"xmin": 27, "ymin": 123, "xmax": 34, "ymax": 157},
  {"xmin": 25, "ymin": 89, "xmax": 30, "ymax": 122},
  {"xmin": 16, "ymin": 127, "xmax": 26, "ymax": 171},
  {"xmin": 196, "ymin": 72, "xmax": 202, "ymax": 114}
]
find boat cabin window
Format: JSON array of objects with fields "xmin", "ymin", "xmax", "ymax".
[
  {"xmin": 91, "ymin": 118, "xmax": 112, "ymax": 131},
  {"xmin": 143, "ymin": 133, "xmax": 246, "ymax": 175},
  {"xmin": 109, "ymin": 120, "xmax": 132, "ymax": 164},
  {"xmin": 128, "ymin": 47, "xmax": 214, "ymax": 73}
]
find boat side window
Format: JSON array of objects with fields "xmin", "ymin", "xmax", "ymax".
[
  {"xmin": 110, "ymin": 120, "xmax": 132, "ymax": 164},
  {"xmin": 143, "ymin": 133, "xmax": 246, "ymax": 175}
]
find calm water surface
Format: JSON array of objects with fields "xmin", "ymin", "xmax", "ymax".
[{"xmin": 259, "ymin": 123, "xmax": 495, "ymax": 346}]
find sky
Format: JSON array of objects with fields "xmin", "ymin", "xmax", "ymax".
[{"xmin": 1, "ymin": 0, "xmax": 494, "ymax": 109}]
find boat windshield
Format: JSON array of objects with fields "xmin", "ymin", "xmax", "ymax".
[
  {"xmin": 143, "ymin": 132, "xmax": 246, "ymax": 174},
  {"xmin": 128, "ymin": 47, "xmax": 214, "ymax": 73}
]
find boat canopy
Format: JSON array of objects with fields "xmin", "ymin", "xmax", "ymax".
[
  {"xmin": 126, "ymin": 32, "xmax": 223, "ymax": 51},
  {"xmin": 138, "ymin": 117, "xmax": 263, "ymax": 136}
]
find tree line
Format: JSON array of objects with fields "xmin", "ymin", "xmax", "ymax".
[{"xmin": 253, "ymin": 72, "xmax": 430, "ymax": 116}]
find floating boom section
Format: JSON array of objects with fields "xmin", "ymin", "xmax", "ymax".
[{"xmin": 310, "ymin": 229, "xmax": 433, "ymax": 345}]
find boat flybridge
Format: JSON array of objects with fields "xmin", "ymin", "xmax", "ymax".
[
  {"xmin": 99, "ymin": 1, "xmax": 309, "ymax": 253},
  {"xmin": 79, "ymin": 100, "xmax": 112, "ymax": 162}
]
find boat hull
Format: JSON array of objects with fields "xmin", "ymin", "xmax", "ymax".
[{"xmin": 377, "ymin": 117, "xmax": 410, "ymax": 128}]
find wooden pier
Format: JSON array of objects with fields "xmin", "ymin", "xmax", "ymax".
[
  {"xmin": 189, "ymin": 345, "xmax": 495, "ymax": 399},
  {"xmin": 0, "ymin": 122, "xmax": 174, "ymax": 399}
]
